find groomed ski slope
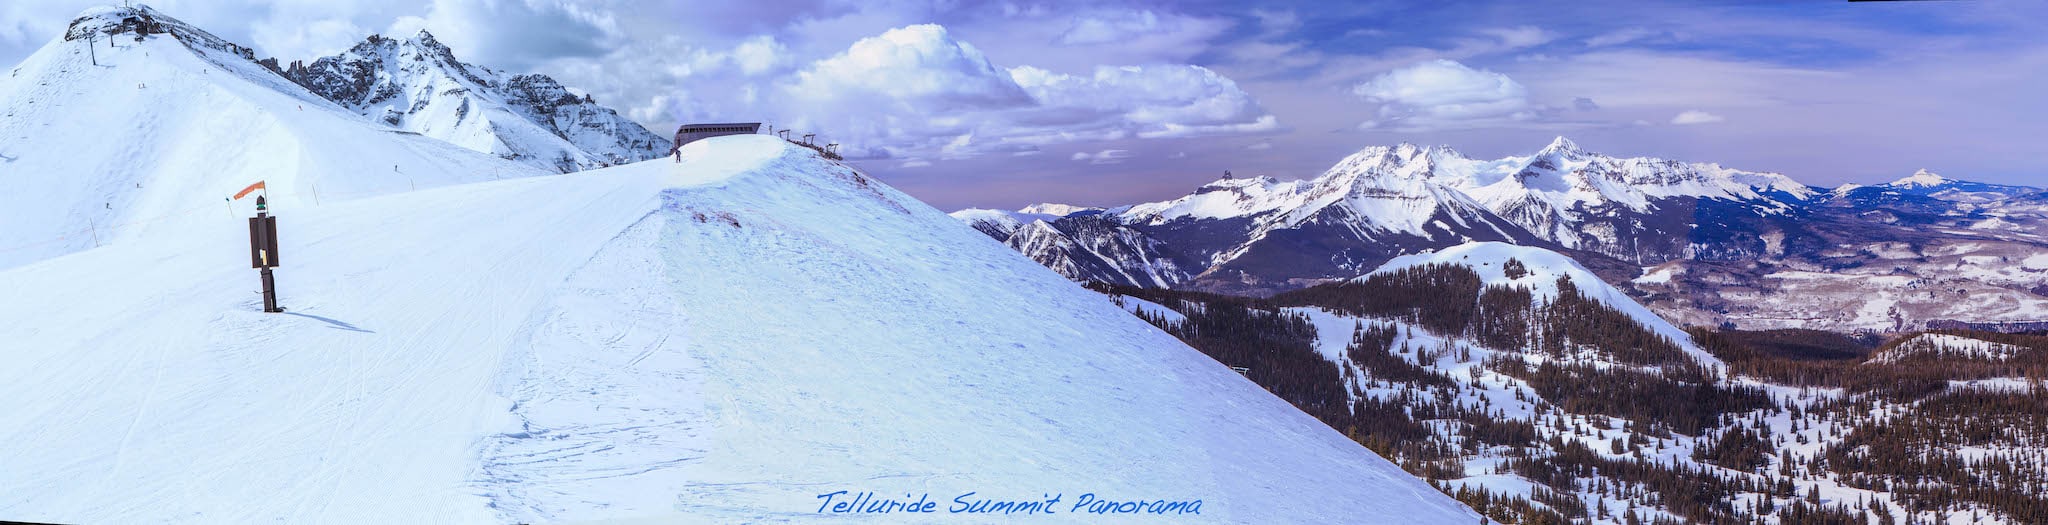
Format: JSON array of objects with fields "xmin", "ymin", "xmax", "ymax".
[{"xmin": 0, "ymin": 135, "xmax": 1478, "ymax": 524}]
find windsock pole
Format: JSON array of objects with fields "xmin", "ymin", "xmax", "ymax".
[{"xmin": 235, "ymin": 182, "xmax": 282, "ymax": 313}]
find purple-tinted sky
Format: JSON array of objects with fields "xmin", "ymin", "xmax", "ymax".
[{"xmin": 4, "ymin": 1, "xmax": 2044, "ymax": 211}]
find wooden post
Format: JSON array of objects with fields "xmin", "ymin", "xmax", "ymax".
[{"xmin": 249, "ymin": 196, "xmax": 282, "ymax": 313}]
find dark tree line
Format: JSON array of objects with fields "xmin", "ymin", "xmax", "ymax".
[
  {"xmin": 1487, "ymin": 356, "xmax": 1770, "ymax": 436},
  {"xmin": 1274, "ymin": 266, "xmax": 1691, "ymax": 367},
  {"xmin": 1694, "ymin": 327, "xmax": 2048, "ymax": 402},
  {"xmin": 1090, "ymin": 282, "xmax": 1353, "ymax": 427}
]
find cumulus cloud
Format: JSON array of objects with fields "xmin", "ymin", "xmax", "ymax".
[
  {"xmin": 1352, "ymin": 59, "xmax": 1538, "ymax": 130},
  {"xmin": 788, "ymin": 25, "xmax": 1032, "ymax": 112},
  {"xmin": 730, "ymin": 35, "xmax": 788, "ymax": 75},
  {"xmin": 768, "ymin": 24, "xmax": 1275, "ymax": 161},
  {"xmin": 771, "ymin": 25, "xmax": 1033, "ymax": 159},
  {"xmin": 1670, "ymin": 110, "xmax": 1725, "ymax": 125},
  {"xmin": 1008, "ymin": 64, "xmax": 1279, "ymax": 140}
]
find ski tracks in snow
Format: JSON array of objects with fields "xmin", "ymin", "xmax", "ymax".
[{"xmin": 474, "ymin": 212, "xmax": 712, "ymax": 523}]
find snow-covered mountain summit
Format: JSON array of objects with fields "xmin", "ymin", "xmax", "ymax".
[
  {"xmin": 1433, "ymin": 136, "xmax": 1817, "ymax": 255},
  {"xmin": 281, "ymin": 31, "xmax": 669, "ymax": 172},
  {"xmin": 1885, "ymin": 169, "xmax": 1954, "ymax": 189},
  {"xmin": 1843, "ymin": 168, "xmax": 2040, "ymax": 204},
  {"xmin": 1112, "ymin": 141, "xmax": 1533, "ymax": 290},
  {"xmin": 0, "ymin": 5, "xmax": 550, "ymax": 269}
]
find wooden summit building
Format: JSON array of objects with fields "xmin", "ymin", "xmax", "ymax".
[{"xmin": 673, "ymin": 123, "xmax": 762, "ymax": 149}]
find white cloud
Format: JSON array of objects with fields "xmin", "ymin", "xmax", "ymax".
[
  {"xmin": 1246, "ymin": 141, "xmax": 1272, "ymax": 150},
  {"xmin": 761, "ymin": 24, "xmax": 1274, "ymax": 161},
  {"xmin": 1585, "ymin": 27, "xmax": 1656, "ymax": 48},
  {"xmin": 1670, "ymin": 110, "xmax": 1725, "ymax": 125},
  {"xmin": 1060, "ymin": 10, "xmax": 1160, "ymax": 45},
  {"xmin": 1479, "ymin": 26, "xmax": 1555, "ymax": 49},
  {"xmin": 967, "ymin": 7, "xmax": 1230, "ymax": 70},
  {"xmin": 1250, "ymin": 9, "xmax": 1300, "ymax": 38},
  {"xmin": 788, "ymin": 25, "xmax": 1031, "ymax": 111},
  {"xmin": 1352, "ymin": 59, "xmax": 1538, "ymax": 130},
  {"xmin": 1056, "ymin": 9, "xmax": 1227, "ymax": 46},
  {"xmin": 1071, "ymin": 149, "xmax": 1132, "ymax": 164},
  {"xmin": 1008, "ymin": 64, "xmax": 1280, "ymax": 140},
  {"xmin": 730, "ymin": 35, "xmax": 788, "ymax": 76}
]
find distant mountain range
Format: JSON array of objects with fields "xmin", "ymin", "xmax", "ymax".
[{"xmin": 956, "ymin": 137, "xmax": 2048, "ymax": 331}]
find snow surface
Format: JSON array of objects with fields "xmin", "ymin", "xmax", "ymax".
[
  {"xmin": 1118, "ymin": 296, "xmax": 1189, "ymax": 325},
  {"xmin": 0, "ymin": 134, "xmax": 1478, "ymax": 524},
  {"xmin": 2025, "ymin": 253, "xmax": 2048, "ymax": 271},
  {"xmin": 944, "ymin": 207, "xmax": 1056, "ymax": 237},
  {"xmin": 0, "ymin": 8, "xmax": 548, "ymax": 269},
  {"xmin": 1017, "ymin": 203, "xmax": 1100, "ymax": 216}
]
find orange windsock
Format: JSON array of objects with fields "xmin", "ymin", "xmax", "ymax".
[{"xmin": 232, "ymin": 181, "xmax": 266, "ymax": 200}]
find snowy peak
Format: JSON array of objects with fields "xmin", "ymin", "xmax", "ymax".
[
  {"xmin": 1885, "ymin": 169, "xmax": 1953, "ymax": 189},
  {"xmin": 281, "ymin": 31, "xmax": 668, "ymax": 172},
  {"xmin": 1535, "ymin": 135, "xmax": 1588, "ymax": 159},
  {"xmin": 1016, "ymin": 202, "xmax": 1101, "ymax": 216},
  {"xmin": 1120, "ymin": 173, "xmax": 1301, "ymax": 223}
]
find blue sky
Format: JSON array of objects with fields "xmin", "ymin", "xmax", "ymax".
[{"xmin": 3, "ymin": 0, "xmax": 2042, "ymax": 210}]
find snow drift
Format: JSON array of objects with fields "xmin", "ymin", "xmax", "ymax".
[{"xmin": 0, "ymin": 133, "xmax": 1478, "ymax": 524}]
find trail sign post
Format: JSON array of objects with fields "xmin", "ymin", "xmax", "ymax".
[{"xmin": 248, "ymin": 195, "xmax": 282, "ymax": 313}]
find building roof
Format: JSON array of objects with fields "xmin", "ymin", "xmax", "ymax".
[{"xmin": 678, "ymin": 123, "xmax": 761, "ymax": 130}]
